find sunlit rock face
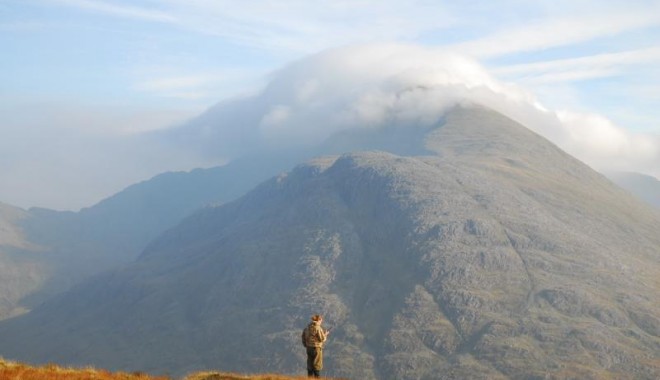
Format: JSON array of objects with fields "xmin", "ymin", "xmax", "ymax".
[{"xmin": 1, "ymin": 106, "xmax": 659, "ymax": 380}]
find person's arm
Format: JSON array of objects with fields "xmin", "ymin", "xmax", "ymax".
[{"xmin": 316, "ymin": 325, "xmax": 327, "ymax": 343}]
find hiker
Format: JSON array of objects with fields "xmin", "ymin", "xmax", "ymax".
[{"xmin": 302, "ymin": 314, "xmax": 329, "ymax": 377}]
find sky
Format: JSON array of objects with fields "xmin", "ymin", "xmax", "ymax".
[{"xmin": 1, "ymin": 0, "xmax": 659, "ymax": 210}]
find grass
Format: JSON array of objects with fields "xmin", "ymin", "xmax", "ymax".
[
  {"xmin": 0, "ymin": 358, "xmax": 167, "ymax": 380},
  {"xmin": 0, "ymin": 358, "xmax": 343, "ymax": 380},
  {"xmin": 184, "ymin": 372, "xmax": 342, "ymax": 380}
]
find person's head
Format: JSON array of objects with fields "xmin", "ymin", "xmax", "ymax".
[{"xmin": 311, "ymin": 314, "xmax": 323, "ymax": 324}]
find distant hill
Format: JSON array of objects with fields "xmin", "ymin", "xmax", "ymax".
[
  {"xmin": 0, "ymin": 203, "xmax": 45, "ymax": 319},
  {"xmin": 0, "ymin": 203, "xmax": 32, "ymax": 250},
  {"xmin": 606, "ymin": 171, "xmax": 660, "ymax": 209},
  {"xmin": 0, "ymin": 152, "xmax": 308, "ymax": 318},
  {"xmin": 1, "ymin": 107, "xmax": 658, "ymax": 379}
]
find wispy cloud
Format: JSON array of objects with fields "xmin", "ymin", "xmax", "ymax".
[
  {"xmin": 494, "ymin": 47, "xmax": 660, "ymax": 84},
  {"xmin": 135, "ymin": 75, "xmax": 221, "ymax": 100},
  {"xmin": 450, "ymin": 7, "xmax": 660, "ymax": 58},
  {"xmin": 45, "ymin": 0, "xmax": 456, "ymax": 53},
  {"xmin": 133, "ymin": 69, "xmax": 266, "ymax": 100},
  {"xmin": 50, "ymin": 0, "xmax": 176, "ymax": 23},
  {"xmin": 38, "ymin": 1, "xmax": 660, "ymax": 60},
  {"xmin": 158, "ymin": 0, "xmax": 457, "ymax": 53},
  {"xmin": 0, "ymin": 20, "xmax": 52, "ymax": 31}
]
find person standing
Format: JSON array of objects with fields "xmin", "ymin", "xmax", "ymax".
[{"xmin": 302, "ymin": 314, "xmax": 329, "ymax": 377}]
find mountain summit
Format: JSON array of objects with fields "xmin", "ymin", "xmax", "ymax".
[{"xmin": 0, "ymin": 106, "xmax": 658, "ymax": 379}]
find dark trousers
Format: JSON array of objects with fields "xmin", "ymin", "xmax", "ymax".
[{"xmin": 306, "ymin": 346, "xmax": 323, "ymax": 377}]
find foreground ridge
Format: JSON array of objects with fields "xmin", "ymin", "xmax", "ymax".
[
  {"xmin": 0, "ymin": 357, "xmax": 167, "ymax": 380},
  {"xmin": 0, "ymin": 358, "xmax": 345, "ymax": 380},
  {"xmin": 184, "ymin": 372, "xmax": 345, "ymax": 380}
]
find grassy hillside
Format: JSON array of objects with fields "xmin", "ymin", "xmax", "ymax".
[
  {"xmin": 185, "ymin": 372, "xmax": 342, "ymax": 380},
  {"xmin": 0, "ymin": 358, "xmax": 167, "ymax": 380},
  {"xmin": 0, "ymin": 358, "xmax": 340, "ymax": 380}
]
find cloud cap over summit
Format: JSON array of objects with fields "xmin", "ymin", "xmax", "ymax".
[{"xmin": 166, "ymin": 44, "xmax": 660, "ymax": 180}]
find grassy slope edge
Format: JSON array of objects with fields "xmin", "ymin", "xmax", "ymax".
[{"xmin": 0, "ymin": 358, "xmax": 344, "ymax": 380}]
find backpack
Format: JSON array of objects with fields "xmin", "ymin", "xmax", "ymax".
[{"xmin": 301, "ymin": 325, "xmax": 311, "ymax": 347}]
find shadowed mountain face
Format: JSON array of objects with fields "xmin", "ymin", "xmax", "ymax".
[
  {"xmin": 0, "ymin": 150, "xmax": 311, "ymax": 319},
  {"xmin": 0, "ymin": 107, "xmax": 659, "ymax": 379},
  {"xmin": 0, "ymin": 203, "xmax": 47, "ymax": 319}
]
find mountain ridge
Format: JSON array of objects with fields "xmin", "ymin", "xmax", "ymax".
[
  {"xmin": 2, "ymin": 104, "xmax": 656, "ymax": 322},
  {"xmin": 1, "ymin": 106, "xmax": 658, "ymax": 379}
]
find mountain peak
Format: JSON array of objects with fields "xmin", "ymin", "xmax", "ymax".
[{"xmin": 426, "ymin": 106, "xmax": 593, "ymax": 178}]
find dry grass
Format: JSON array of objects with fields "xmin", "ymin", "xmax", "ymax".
[
  {"xmin": 0, "ymin": 359, "xmax": 345, "ymax": 380},
  {"xmin": 0, "ymin": 358, "xmax": 168, "ymax": 380},
  {"xmin": 184, "ymin": 372, "xmax": 345, "ymax": 380}
]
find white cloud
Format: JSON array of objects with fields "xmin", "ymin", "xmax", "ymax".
[
  {"xmin": 169, "ymin": 43, "xmax": 660, "ymax": 180},
  {"xmin": 557, "ymin": 111, "xmax": 660, "ymax": 176},
  {"xmin": 250, "ymin": 44, "xmax": 538, "ymax": 146}
]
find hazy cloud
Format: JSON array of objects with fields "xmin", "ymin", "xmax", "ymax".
[
  {"xmin": 170, "ymin": 44, "xmax": 660, "ymax": 179},
  {"xmin": 0, "ymin": 101, "xmax": 211, "ymax": 210},
  {"xmin": 557, "ymin": 111, "xmax": 660, "ymax": 175},
  {"xmin": 171, "ymin": 44, "xmax": 533, "ymax": 156},
  {"xmin": 133, "ymin": 68, "xmax": 265, "ymax": 100}
]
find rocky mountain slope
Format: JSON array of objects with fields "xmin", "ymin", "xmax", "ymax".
[{"xmin": 0, "ymin": 107, "xmax": 659, "ymax": 379}]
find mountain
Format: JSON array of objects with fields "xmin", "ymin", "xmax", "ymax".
[
  {"xmin": 606, "ymin": 172, "xmax": 660, "ymax": 209},
  {"xmin": 0, "ymin": 203, "xmax": 46, "ymax": 319},
  {"xmin": 0, "ymin": 203, "xmax": 31, "ymax": 250},
  {"xmin": 0, "ymin": 106, "xmax": 659, "ymax": 379},
  {"xmin": 0, "ymin": 102, "xmax": 431, "ymax": 320},
  {"xmin": 0, "ymin": 152, "xmax": 310, "ymax": 318}
]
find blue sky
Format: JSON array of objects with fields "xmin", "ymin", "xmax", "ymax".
[{"xmin": 1, "ymin": 0, "xmax": 659, "ymax": 210}]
